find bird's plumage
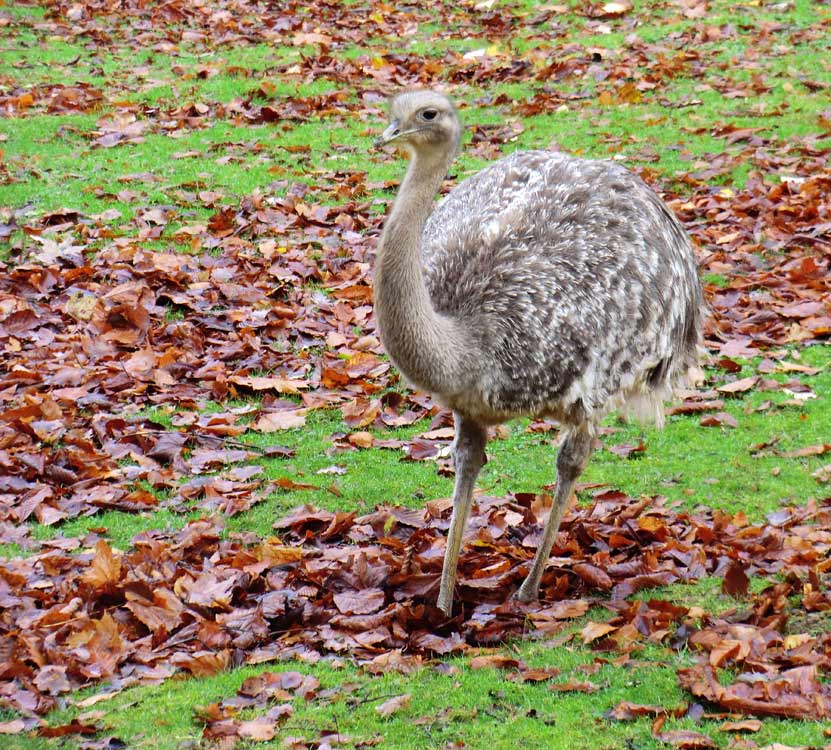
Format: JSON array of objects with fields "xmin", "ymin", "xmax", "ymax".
[{"xmin": 420, "ymin": 149, "xmax": 702, "ymax": 425}]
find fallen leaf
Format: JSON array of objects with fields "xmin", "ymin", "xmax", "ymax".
[
  {"xmin": 238, "ymin": 717, "xmax": 277, "ymax": 741},
  {"xmin": 548, "ymin": 679, "xmax": 599, "ymax": 693},
  {"xmin": 716, "ymin": 376, "xmax": 758, "ymax": 395},
  {"xmin": 253, "ymin": 410, "xmax": 307, "ymax": 431},
  {"xmin": 375, "ymin": 694, "xmax": 411, "ymax": 717},
  {"xmin": 229, "ymin": 375, "xmax": 307, "ymax": 394},
  {"xmin": 778, "ymin": 444, "xmax": 831, "ymax": 458},
  {"xmin": 469, "ymin": 654, "xmax": 523, "ymax": 670},
  {"xmin": 653, "ymin": 729, "xmax": 716, "ymax": 749},
  {"xmin": 0, "ymin": 719, "xmax": 26, "ymax": 734},
  {"xmin": 812, "ymin": 464, "xmax": 831, "ymax": 483},
  {"xmin": 699, "ymin": 412, "xmax": 738, "ymax": 428},
  {"xmin": 719, "ymin": 719, "xmax": 762, "ymax": 733},
  {"xmin": 332, "ymin": 588, "xmax": 386, "ymax": 615},
  {"xmin": 608, "ymin": 441, "xmax": 646, "ymax": 458},
  {"xmin": 581, "ymin": 621, "xmax": 617, "ymax": 644},
  {"xmin": 722, "ymin": 559, "xmax": 749, "ymax": 598}
]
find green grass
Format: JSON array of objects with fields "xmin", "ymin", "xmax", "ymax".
[
  {"xmin": 2, "ymin": 0, "xmax": 831, "ymax": 747},
  {"xmin": 3, "ymin": 0, "xmax": 831, "ymax": 220},
  {"xmin": 9, "ymin": 343, "xmax": 830, "ymax": 564},
  {"xmin": 5, "ymin": 608, "xmax": 828, "ymax": 750}
]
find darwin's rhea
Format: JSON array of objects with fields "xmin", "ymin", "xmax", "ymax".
[{"xmin": 374, "ymin": 91, "xmax": 703, "ymax": 616}]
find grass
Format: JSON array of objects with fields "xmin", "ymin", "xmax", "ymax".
[
  {"xmin": 11, "ymin": 343, "xmax": 828, "ymax": 557},
  {"xmin": 3, "ymin": 609, "xmax": 828, "ymax": 750},
  {"xmin": 2, "ymin": 0, "xmax": 831, "ymax": 747}
]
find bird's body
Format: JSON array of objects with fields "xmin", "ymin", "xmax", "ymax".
[
  {"xmin": 374, "ymin": 91, "xmax": 703, "ymax": 615},
  {"xmin": 419, "ymin": 149, "xmax": 700, "ymax": 427}
]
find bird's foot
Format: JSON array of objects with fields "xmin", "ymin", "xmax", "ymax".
[
  {"xmin": 515, "ymin": 579, "xmax": 539, "ymax": 604},
  {"xmin": 436, "ymin": 591, "xmax": 453, "ymax": 617}
]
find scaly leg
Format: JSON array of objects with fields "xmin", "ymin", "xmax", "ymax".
[
  {"xmin": 436, "ymin": 415, "xmax": 487, "ymax": 616},
  {"xmin": 516, "ymin": 424, "xmax": 594, "ymax": 603}
]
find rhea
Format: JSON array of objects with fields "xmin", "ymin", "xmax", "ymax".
[{"xmin": 374, "ymin": 91, "xmax": 703, "ymax": 616}]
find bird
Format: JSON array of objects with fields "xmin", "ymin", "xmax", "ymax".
[{"xmin": 373, "ymin": 90, "xmax": 703, "ymax": 616}]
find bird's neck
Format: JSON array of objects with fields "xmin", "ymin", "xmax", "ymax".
[{"xmin": 374, "ymin": 150, "xmax": 467, "ymax": 394}]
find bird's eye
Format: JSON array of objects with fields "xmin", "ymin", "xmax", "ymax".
[{"xmin": 421, "ymin": 109, "xmax": 438, "ymax": 121}]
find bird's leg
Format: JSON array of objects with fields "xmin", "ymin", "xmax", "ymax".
[
  {"xmin": 517, "ymin": 425, "xmax": 594, "ymax": 603},
  {"xmin": 437, "ymin": 415, "xmax": 487, "ymax": 616}
]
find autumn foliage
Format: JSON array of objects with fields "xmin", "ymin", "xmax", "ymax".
[{"xmin": 1, "ymin": 0, "xmax": 831, "ymax": 744}]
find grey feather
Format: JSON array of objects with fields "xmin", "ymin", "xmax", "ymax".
[{"xmin": 421, "ymin": 149, "xmax": 702, "ymax": 425}]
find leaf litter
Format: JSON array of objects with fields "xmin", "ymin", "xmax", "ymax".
[
  {"xmin": 1, "ymin": 489, "xmax": 830, "ymax": 732},
  {"xmin": 1, "ymin": 0, "xmax": 831, "ymax": 744}
]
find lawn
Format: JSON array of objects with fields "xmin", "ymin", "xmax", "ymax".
[{"xmin": 1, "ymin": 0, "xmax": 830, "ymax": 748}]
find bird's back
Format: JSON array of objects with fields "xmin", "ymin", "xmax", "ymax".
[{"xmin": 421, "ymin": 150, "xmax": 702, "ymax": 424}]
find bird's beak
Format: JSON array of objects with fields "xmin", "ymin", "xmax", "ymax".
[{"xmin": 374, "ymin": 120, "xmax": 401, "ymax": 148}]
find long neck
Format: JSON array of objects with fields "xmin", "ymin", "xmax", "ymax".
[{"xmin": 374, "ymin": 150, "xmax": 467, "ymax": 394}]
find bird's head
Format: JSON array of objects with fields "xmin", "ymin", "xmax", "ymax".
[{"xmin": 376, "ymin": 90, "xmax": 461, "ymax": 160}]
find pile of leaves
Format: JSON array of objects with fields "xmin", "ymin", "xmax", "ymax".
[
  {"xmin": 0, "ymin": 191, "xmax": 445, "ymax": 547},
  {"xmin": 2, "ymin": 490, "xmax": 830, "ymax": 730},
  {"xmin": 671, "ymin": 145, "xmax": 831, "ymax": 354}
]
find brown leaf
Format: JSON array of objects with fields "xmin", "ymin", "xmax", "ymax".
[
  {"xmin": 274, "ymin": 477, "xmax": 318, "ymax": 491},
  {"xmin": 539, "ymin": 599, "xmax": 590, "ymax": 620},
  {"xmin": 606, "ymin": 702, "xmax": 674, "ymax": 721},
  {"xmin": 699, "ymin": 412, "xmax": 738, "ymax": 428},
  {"xmin": 678, "ymin": 664, "xmax": 831, "ymax": 720},
  {"xmin": 375, "ymin": 693, "xmax": 411, "ymax": 717},
  {"xmin": 229, "ymin": 375, "xmax": 307, "ymax": 394},
  {"xmin": 581, "ymin": 621, "xmax": 617, "ymax": 644},
  {"xmin": 177, "ymin": 651, "xmax": 232, "ymax": 677},
  {"xmin": 668, "ymin": 399, "xmax": 725, "ymax": 415},
  {"xmin": 38, "ymin": 720, "xmax": 99, "ymax": 738},
  {"xmin": 719, "ymin": 720, "xmax": 761, "ymax": 733},
  {"xmin": 469, "ymin": 654, "xmax": 523, "ymax": 671},
  {"xmin": 81, "ymin": 540, "xmax": 123, "ymax": 591},
  {"xmin": 518, "ymin": 666, "xmax": 562, "ymax": 682},
  {"xmin": 238, "ymin": 717, "xmax": 277, "ymax": 741},
  {"xmin": 332, "ymin": 588, "xmax": 386, "ymax": 615},
  {"xmin": 716, "ymin": 376, "xmax": 758, "ymax": 395},
  {"xmin": 33, "ymin": 665, "xmax": 71, "ymax": 696},
  {"xmin": 253, "ymin": 410, "xmax": 307, "ymax": 432},
  {"xmin": 778, "ymin": 443, "xmax": 831, "ymax": 459},
  {"xmin": 348, "ymin": 431, "xmax": 374, "ymax": 448},
  {"xmin": 0, "ymin": 720, "xmax": 26, "ymax": 734},
  {"xmin": 722, "ymin": 559, "xmax": 749, "ymax": 598},
  {"xmin": 548, "ymin": 679, "xmax": 599, "ymax": 693},
  {"xmin": 608, "ymin": 441, "xmax": 646, "ymax": 458},
  {"xmin": 652, "ymin": 729, "xmax": 716, "ymax": 749},
  {"xmin": 572, "ymin": 563, "xmax": 613, "ymax": 590},
  {"xmin": 292, "ymin": 31, "xmax": 332, "ymax": 47},
  {"xmin": 342, "ymin": 397, "xmax": 381, "ymax": 428},
  {"xmin": 812, "ymin": 464, "xmax": 831, "ymax": 483}
]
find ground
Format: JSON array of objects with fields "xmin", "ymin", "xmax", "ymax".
[{"xmin": 1, "ymin": 1, "xmax": 830, "ymax": 748}]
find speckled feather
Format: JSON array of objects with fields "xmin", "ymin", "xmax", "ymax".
[
  {"xmin": 419, "ymin": 149, "xmax": 703, "ymax": 426},
  {"xmin": 374, "ymin": 91, "xmax": 703, "ymax": 430}
]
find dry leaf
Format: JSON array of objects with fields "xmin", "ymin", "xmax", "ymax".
[
  {"xmin": 253, "ymin": 410, "xmax": 307, "ymax": 431},
  {"xmin": 719, "ymin": 720, "xmax": 762, "ymax": 733},
  {"xmin": 581, "ymin": 621, "xmax": 617, "ymax": 644},
  {"xmin": 229, "ymin": 375, "xmax": 307, "ymax": 394},
  {"xmin": 375, "ymin": 694, "xmax": 411, "ymax": 717},
  {"xmin": 469, "ymin": 654, "xmax": 523, "ymax": 670}
]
